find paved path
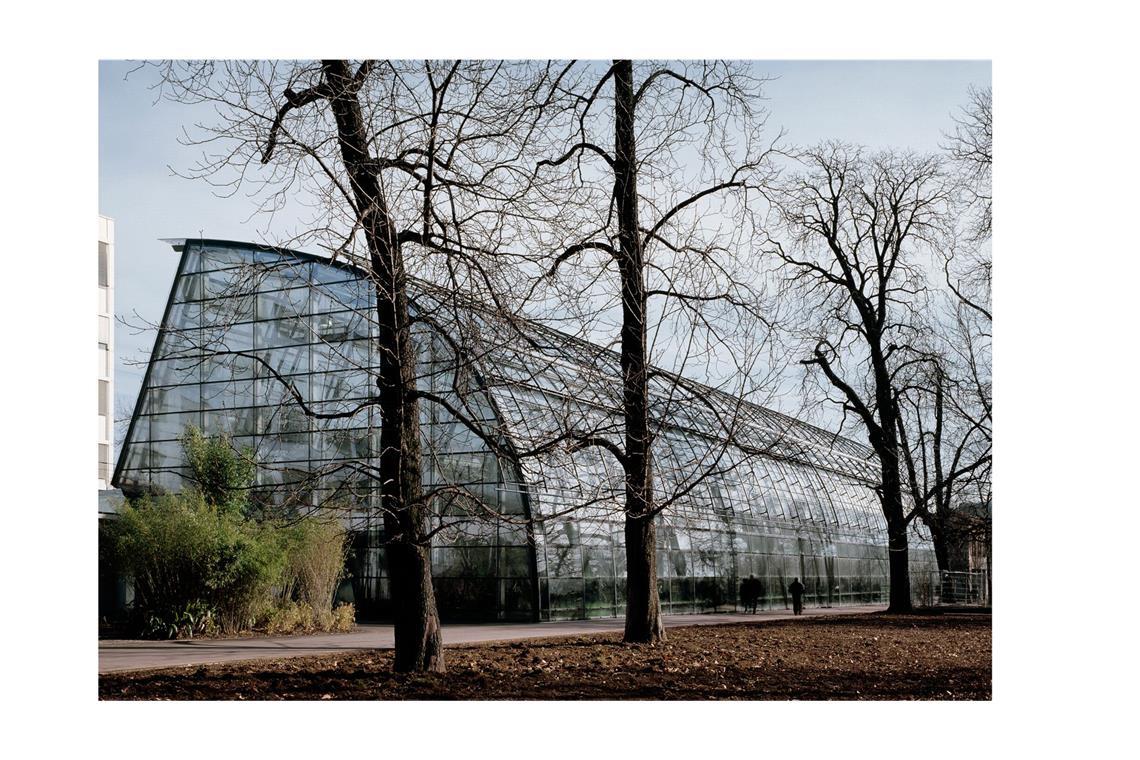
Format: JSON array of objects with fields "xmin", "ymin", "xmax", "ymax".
[{"xmin": 99, "ymin": 604, "xmax": 886, "ymax": 673}]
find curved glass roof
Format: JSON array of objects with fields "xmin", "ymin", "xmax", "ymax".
[{"xmin": 116, "ymin": 239, "xmax": 920, "ymax": 545}]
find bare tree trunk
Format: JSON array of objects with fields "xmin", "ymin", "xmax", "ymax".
[
  {"xmin": 613, "ymin": 59, "xmax": 664, "ymax": 645},
  {"xmin": 887, "ymin": 519, "xmax": 912, "ymax": 612},
  {"xmin": 624, "ymin": 514, "xmax": 662, "ymax": 641},
  {"xmin": 878, "ymin": 402, "xmax": 913, "ymax": 613},
  {"xmin": 322, "ymin": 60, "xmax": 443, "ymax": 672},
  {"xmin": 927, "ymin": 369, "xmax": 951, "ymax": 573},
  {"xmin": 929, "ymin": 518, "xmax": 950, "ymax": 573}
]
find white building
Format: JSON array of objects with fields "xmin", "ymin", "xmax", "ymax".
[{"xmin": 98, "ymin": 216, "xmax": 115, "ymax": 490}]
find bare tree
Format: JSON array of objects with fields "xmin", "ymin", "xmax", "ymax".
[
  {"xmin": 150, "ymin": 59, "xmax": 568, "ymax": 672},
  {"xmin": 769, "ymin": 143, "xmax": 957, "ymax": 612},
  {"xmin": 907, "ymin": 85, "xmax": 992, "ymax": 573},
  {"xmin": 943, "ymin": 85, "xmax": 992, "ymax": 244},
  {"xmin": 896, "ymin": 353, "xmax": 991, "ymax": 573},
  {"xmin": 941, "ymin": 85, "xmax": 992, "ymax": 420},
  {"xmin": 534, "ymin": 60, "xmax": 781, "ymax": 643}
]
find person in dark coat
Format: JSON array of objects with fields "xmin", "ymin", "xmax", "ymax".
[
  {"xmin": 788, "ymin": 577, "xmax": 805, "ymax": 615},
  {"xmin": 739, "ymin": 575, "xmax": 759, "ymax": 614}
]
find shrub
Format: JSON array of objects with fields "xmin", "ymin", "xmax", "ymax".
[
  {"xmin": 141, "ymin": 600, "xmax": 219, "ymax": 640},
  {"xmin": 281, "ymin": 516, "xmax": 349, "ymax": 613},
  {"xmin": 108, "ymin": 491, "xmax": 286, "ymax": 637},
  {"xmin": 331, "ymin": 602, "xmax": 356, "ymax": 632},
  {"xmin": 180, "ymin": 426, "xmax": 256, "ymax": 517},
  {"xmin": 261, "ymin": 600, "xmax": 355, "ymax": 635},
  {"xmin": 265, "ymin": 601, "xmax": 314, "ymax": 635},
  {"xmin": 109, "ymin": 427, "xmax": 356, "ymax": 638}
]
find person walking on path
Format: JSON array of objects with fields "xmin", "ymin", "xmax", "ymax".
[
  {"xmin": 739, "ymin": 575, "xmax": 759, "ymax": 614},
  {"xmin": 788, "ymin": 577, "xmax": 805, "ymax": 615}
]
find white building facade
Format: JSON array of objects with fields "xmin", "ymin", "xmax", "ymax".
[{"xmin": 98, "ymin": 216, "xmax": 115, "ymax": 490}]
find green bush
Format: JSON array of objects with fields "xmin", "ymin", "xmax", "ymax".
[
  {"xmin": 108, "ymin": 491, "xmax": 286, "ymax": 636},
  {"xmin": 107, "ymin": 426, "xmax": 356, "ymax": 639},
  {"xmin": 180, "ymin": 426, "xmax": 256, "ymax": 517},
  {"xmin": 141, "ymin": 600, "xmax": 218, "ymax": 640}
]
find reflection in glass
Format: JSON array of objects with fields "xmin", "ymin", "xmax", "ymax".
[{"xmin": 116, "ymin": 240, "xmax": 937, "ymax": 624}]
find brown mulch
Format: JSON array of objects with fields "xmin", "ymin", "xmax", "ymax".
[{"xmin": 99, "ymin": 612, "xmax": 990, "ymax": 700}]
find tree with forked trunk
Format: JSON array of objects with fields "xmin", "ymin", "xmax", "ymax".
[{"xmin": 769, "ymin": 143, "xmax": 959, "ymax": 612}]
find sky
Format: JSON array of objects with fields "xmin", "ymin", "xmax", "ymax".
[{"xmin": 99, "ymin": 59, "xmax": 991, "ymax": 446}]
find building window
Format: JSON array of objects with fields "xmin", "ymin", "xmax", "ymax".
[
  {"xmin": 99, "ymin": 380, "xmax": 109, "ymax": 416},
  {"xmin": 99, "ymin": 242, "xmax": 110, "ymax": 287}
]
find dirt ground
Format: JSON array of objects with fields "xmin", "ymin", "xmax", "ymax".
[{"xmin": 99, "ymin": 612, "xmax": 990, "ymax": 700}]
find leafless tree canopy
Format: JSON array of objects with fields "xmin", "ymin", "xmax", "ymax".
[
  {"xmin": 943, "ymin": 84, "xmax": 992, "ymax": 244},
  {"xmin": 148, "ymin": 59, "xmax": 580, "ymax": 673},
  {"xmin": 768, "ymin": 143, "xmax": 963, "ymax": 611},
  {"xmin": 521, "ymin": 60, "xmax": 784, "ymax": 642}
]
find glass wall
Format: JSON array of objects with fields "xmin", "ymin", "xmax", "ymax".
[
  {"xmin": 115, "ymin": 239, "xmax": 937, "ymax": 623},
  {"xmin": 115, "ymin": 240, "xmax": 538, "ymax": 621}
]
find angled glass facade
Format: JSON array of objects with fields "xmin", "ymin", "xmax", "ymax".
[{"xmin": 115, "ymin": 239, "xmax": 936, "ymax": 622}]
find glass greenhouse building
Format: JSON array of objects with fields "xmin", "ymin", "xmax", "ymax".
[{"xmin": 114, "ymin": 239, "xmax": 936, "ymax": 622}]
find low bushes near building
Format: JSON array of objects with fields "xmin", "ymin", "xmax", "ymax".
[
  {"xmin": 106, "ymin": 427, "xmax": 356, "ymax": 639},
  {"xmin": 108, "ymin": 490, "xmax": 285, "ymax": 636},
  {"xmin": 279, "ymin": 516, "xmax": 350, "ymax": 612},
  {"xmin": 141, "ymin": 600, "xmax": 219, "ymax": 640},
  {"xmin": 268, "ymin": 516, "xmax": 355, "ymax": 635},
  {"xmin": 265, "ymin": 600, "xmax": 356, "ymax": 635},
  {"xmin": 109, "ymin": 492, "xmax": 356, "ymax": 639}
]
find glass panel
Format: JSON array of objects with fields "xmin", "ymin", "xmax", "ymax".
[
  {"xmin": 257, "ymin": 287, "xmax": 310, "ymax": 321},
  {"xmin": 175, "ymin": 273, "xmax": 203, "ymax": 302},
  {"xmin": 166, "ymin": 302, "xmax": 202, "ymax": 330},
  {"xmin": 198, "ymin": 245, "xmax": 254, "ymax": 271},
  {"xmin": 256, "ymin": 345, "xmax": 310, "ymax": 376},
  {"xmin": 149, "ymin": 411, "xmax": 202, "ymax": 441},
  {"xmin": 312, "ymin": 339, "xmax": 371, "ymax": 373},
  {"xmin": 256, "ymin": 373, "xmax": 309, "ymax": 406},
  {"xmin": 201, "ymin": 296, "xmax": 256, "ymax": 327},
  {"xmin": 202, "ymin": 406, "xmax": 256, "ymax": 437},
  {"xmin": 201, "ymin": 268, "xmax": 245, "ymax": 300},
  {"xmin": 311, "ymin": 278, "xmax": 372, "ymax": 313},
  {"xmin": 199, "ymin": 379, "xmax": 255, "ymax": 410},
  {"xmin": 200, "ymin": 321, "xmax": 253, "ymax": 353},
  {"xmin": 145, "ymin": 384, "xmax": 199, "ymax": 415},
  {"xmin": 149, "ymin": 439, "xmax": 184, "ymax": 469},
  {"xmin": 149, "ymin": 358, "xmax": 200, "ymax": 387},
  {"xmin": 311, "ymin": 370, "xmax": 370, "ymax": 402},
  {"xmin": 256, "ymin": 260, "xmax": 311, "ymax": 289},
  {"xmin": 313, "ymin": 310, "xmax": 371, "ymax": 342},
  {"xmin": 312, "ymin": 427, "xmax": 371, "ymax": 460},
  {"xmin": 155, "ymin": 327, "xmax": 200, "ymax": 360},
  {"xmin": 311, "ymin": 261, "xmax": 361, "ymax": 285},
  {"xmin": 256, "ymin": 317, "xmax": 311, "ymax": 349},
  {"xmin": 202, "ymin": 353, "xmax": 255, "ymax": 382}
]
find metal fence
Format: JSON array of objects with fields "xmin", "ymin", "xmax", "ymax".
[{"xmin": 912, "ymin": 570, "xmax": 990, "ymax": 607}]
